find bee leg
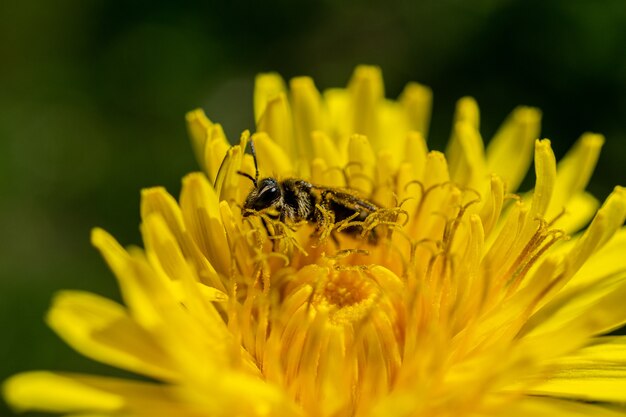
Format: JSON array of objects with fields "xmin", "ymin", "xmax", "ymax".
[
  {"xmin": 259, "ymin": 213, "xmax": 282, "ymax": 251},
  {"xmin": 259, "ymin": 216, "xmax": 273, "ymax": 238}
]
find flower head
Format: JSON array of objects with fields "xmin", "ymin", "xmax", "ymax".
[{"xmin": 5, "ymin": 66, "xmax": 626, "ymax": 417}]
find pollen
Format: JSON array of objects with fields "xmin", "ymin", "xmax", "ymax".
[{"xmin": 313, "ymin": 267, "xmax": 378, "ymax": 324}]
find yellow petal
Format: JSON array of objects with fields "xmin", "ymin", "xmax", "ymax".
[
  {"xmin": 323, "ymin": 88, "xmax": 350, "ymax": 140},
  {"xmin": 140, "ymin": 187, "xmax": 186, "ymax": 243},
  {"xmin": 214, "ymin": 140, "xmax": 246, "ymax": 203},
  {"xmin": 91, "ymin": 229, "xmax": 166, "ymax": 328},
  {"xmin": 143, "ymin": 214, "xmax": 230, "ymax": 342},
  {"xmin": 140, "ymin": 188, "xmax": 223, "ymax": 291},
  {"xmin": 311, "ymin": 130, "xmax": 344, "ymax": 169},
  {"xmin": 254, "ymin": 72, "xmax": 286, "ymax": 123},
  {"xmin": 348, "ymin": 65, "xmax": 384, "ymax": 146},
  {"xmin": 5, "ymin": 372, "xmax": 236, "ymax": 416},
  {"xmin": 3, "ymin": 372, "xmax": 123, "ymax": 413},
  {"xmin": 554, "ymin": 191, "xmax": 600, "ymax": 234},
  {"xmin": 219, "ymin": 200, "xmax": 256, "ymax": 278},
  {"xmin": 400, "ymin": 82, "xmax": 432, "ymax": 138},
  {"xmin": 520, "ymin": 271, "xmax": 626, "ymax": 360},
  {"xmin": 403, "ymin": 131, "xmax": 428, "ymax": 180},
  {"xmin": 374, "ymin": 150, "xmax": 395, "ymax": 206},
  {"xmin": 486, "ymin": 106, "xmax": 541, "ymax": 193},
  {"xmin": 530, "ymin": 139, "xmax": 557, "ymax": 218},
  {"xmin": 566, "ymin": 186, "xmax": 626, "ymax": 275},
  {"xmin": 568, "ymin": 227, "xmax": 626, "ymax": 288},
  {"xmin": 290, "ymin": 76, "xmax": 325, "ymax": 160},
  {"xmin": 555, "ymin": 133, "xmax": 604, "ymax": 198},
  {"xmin": 446, "ymin": 121, "xmax": 486, "ymax": 190},
  {"xmin": 547, "ymin": 132, "xmax": 604, "ymax": 221},
  {"xmin": 423, "ymin": 150, "xmax": 450, "ymax": 188},
  {"xmin": 169, "ymin": 279, "xmax": 228, "ymax": 304},
  {"xmin": 378, "ymin": 100, "xmax": 409, "ymax": 162},
  {"xmin": 463, "ymin": 215, "xmax": 486, "ymax": 307},
  {"xmin": 310, "ymin": 157, "xmax": 343, "ymax": 188},
  {"xmin": 185, "ymin": 109, "xmax": 230, "ymax": 183},
  {"xmin": 551, "ymin": 336, "xmax": 626, "ymax": 367},
  {"xmin": 252, "ymin": 132, "xmax": 294, "ymax": 178},
  {"xmin": 90, "ymin": 227, "xmax": 131, "ymax": 286},
  {"xmin": 112, "ymin": 251, "xmax": 236, "ymax": 378},
  {"xmin": 185, "ymin": 108, "xmax": 212, "ymax": 172},
  {"xmin": 92, "ymin": 229, "xmax": 182, "ymax": 332},
  {"xmin": 506, "ymin": 396, "xmax": 626, "ymax": 417},
  {"xmin": 452, "ymin": 96, "xmax": 480, "ymax": 130},
  {"xmin": 191, "ymin": 371, "xmax": 303, "ymax": 417},
  {"xmin": 180, "ymin": 173, "xmax": 231, "ymax": 276},
  {"xmin": 530, "ymin": 366, "xmax": 626, "ymax": 403},
  {"xmin": 479, "ymin": 175, "xmax": 504, "ymax": 239},
  {"xmin": 203, "ymin": 124, "xmax": 230, "ymax": 184},
  {"xmin": 46, "ymin": 291, "xmax": 177, "ymax": 381},
  {"xmin": 141, "ymin": 213, "xmax": 194, "ymax": 284},
  {"xmin": 347, "ymin": 134, "xmax": 376, "ymax": 195},
  {"xmin": 257, "ymin": 92, "xmax": 295, "ymax": 161}
]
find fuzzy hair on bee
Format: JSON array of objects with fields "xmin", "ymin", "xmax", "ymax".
[
  {"xmin": 238, "ymin": 140, "xmax": 380, "ymax": 240},
  {"xmin": 242, "ymin": 177, "xmax": 316, "ymax": 223}
]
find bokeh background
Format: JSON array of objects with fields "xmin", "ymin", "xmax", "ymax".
[{"xmin": 1, "ymin": 1, "xmax": 625, "ymax": 415}]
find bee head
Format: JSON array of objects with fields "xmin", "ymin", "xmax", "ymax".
[{"xmin": 242, "ymin": 177, "xmax": 282, "ymax": 216}]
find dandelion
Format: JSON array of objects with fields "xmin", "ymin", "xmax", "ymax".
[{"xmin": 5, "ymin": 65, "xmax": 626, "ymax": 417}]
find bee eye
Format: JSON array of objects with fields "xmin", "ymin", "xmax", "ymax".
[{"xmin": 258, "ymin": 185, "xmax": 279, "ymax": 205}]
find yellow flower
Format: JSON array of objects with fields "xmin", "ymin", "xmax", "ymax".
[{"xmin": 5, "ymin": 65, "xmax": 626, "ymax": 417}]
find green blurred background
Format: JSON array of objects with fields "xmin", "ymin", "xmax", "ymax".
[{"xmin": 1, "ymin": 1, "xmax": 625, "ymax": 415}]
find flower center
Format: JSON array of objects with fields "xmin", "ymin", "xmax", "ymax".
[{"xmin": 313, "ymin": 268, "xmax": 378, "ymax": 325}]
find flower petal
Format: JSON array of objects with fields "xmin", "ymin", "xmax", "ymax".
[
  {"xmin": 347, "ymin": 134, "xmax": 376, "ymax": 194},
  {"xmin": 185, "ymin": 109, "xmax": 230, "ymax": 183},
  {"xmin": 257, "ymin": 92, "xmax": 295, "ymax": 161},
  {"xmin": 185, "ymin": 108, "xmax": 212, "ymax": 172},
  {"xmin": 348, "ymin": 65, "xmax": 384, "ymax": 146},
  {"xmin": 252, "ymin": 132, "xmax": 294, "ymax": 178},
  {"xmin": 379, "ymin": 100, "xmax": 410, "ymax": 164},
  {"xmin": 46, "ymin": 291, "xmax": 178, "ymax": 381},
  {"xmin": 214, "ymin": 140, "xmax": 246, "ymax": 203},
  {"xmin": 254, "ymin": 72, "xmax": 286, "ymax": 123},
  {"xmin": 550, "ymin": 133, "xmax": 604, "ymax": 209},
  {"xmin": 530, "ymin": 139, "xmax": 557, "ymax": 218},
  {"xmin": 556, "ymin": 191, "xmax": 600, "ymax": 234},
  {"xmin": 520, "ymin": 271, "xmax": 626, "ymax": 359},
  {"xmin": 400, "ymin": 82, "xmax": 432, "ymax": 138},
  {"xmin": 485, "ymin": 106, "xmax": 541, "ymax": 193},
  {"xmin": 479, "ymin": 175, "xmax": 505, "ymax": 239},
  {"xmin": 567, "ymin": 186, "xmax": 626, "ymax": 275},
  {"xmin": 506, "ymin": 396, "xmax": 626, "ymax": 417},
  {"xmin": 141, "ymin": 187, "xmax": 186, "ymax": 243},
  {"xmin": 452, "ymin": 96, "xmax": 480, "ymax": 130},
  {"xmin": 403, "ymin": 131, "xmax": 428, "ymax": 180},
  {"xmin": 3, "ymin": 372, "xmax": 124, "ymax": 414},
  {"xmin": 568, "ymin": 227, "xmax": 626, "ymax": 288},
  {"xmin": 180, "ymin": 173, "xmax": 231, "ymax": 276},
  {"xmin": 530, "ymin": 366, "xmax": 626, "ymax": 403},
  {"xmin": 202, "ymin": 124, "xmax": 230, "ymax": 184},
  {"xmin": 446, "ymin": 121, "xmax": 486, "ymax": 191},
  {"xmin": 290, "ymin": 76, "xmax": 326, "ymax": 160},
  {"xmin": 311, "ymin": 130, "xmax": 344, "ymax": 170}
]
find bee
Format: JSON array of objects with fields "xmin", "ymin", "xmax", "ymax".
[{"xmin": 238, "ymin": 140, "xmax": 380, "ymax": 242}]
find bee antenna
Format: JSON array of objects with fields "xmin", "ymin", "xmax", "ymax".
[
  {"xmin": 250, "ymin": 139, "xmax": 260, "ymax": 183},
  {"xmin": 237, "ymin": 171, "xmax": 257, "ymax": 187}
]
